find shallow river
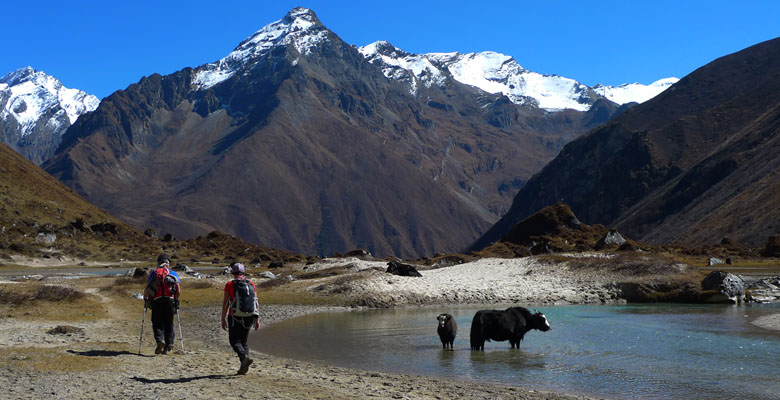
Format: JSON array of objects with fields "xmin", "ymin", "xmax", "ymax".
[{"xmin": 252, "ymin": 303, "xmax": 780, "ymax": 399}]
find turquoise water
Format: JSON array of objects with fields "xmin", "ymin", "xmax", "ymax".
[{"xmin": 251, "ymin": 304, "xmax": 780, "ymax": 399}]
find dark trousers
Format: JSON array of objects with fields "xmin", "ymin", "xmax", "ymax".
[
  {"xmin": 228, "ymin": 315, "xmax": 257, "ymax": 360},
  {"xmin": 151, "ymin": 298, "xmax": 175, "ymax": 346}
]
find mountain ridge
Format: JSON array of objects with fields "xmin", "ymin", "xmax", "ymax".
[{"xmin": 43, "ymin": 8, "xmax": 626, "ymax": 258}]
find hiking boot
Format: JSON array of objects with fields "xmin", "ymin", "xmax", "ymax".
[
  {"xmin": 162, "ymin": 345, "xmax": 171, "ymax": 355},
  {"xmin": 237, "ymin": 357, "xmax": 253, "ymax": 375},
  {"xmin": 155, "ymin": 341, "xmax": 165, "ymax": 354}
]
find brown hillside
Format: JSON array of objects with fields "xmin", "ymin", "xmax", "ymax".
[{"xmin": 472, "ymin": 37, "xmax": 780, "ymax": 251}]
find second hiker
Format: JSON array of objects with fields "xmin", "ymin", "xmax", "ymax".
[
  {"xmin": 221, "ymin": 262, "xmax": 260, "ymax": 375},
  {"xmin": 144, "ymin": 254, "xmax": 181, "ymax": 355}
]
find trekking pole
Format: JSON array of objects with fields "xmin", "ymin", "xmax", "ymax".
[
  {"xmin": 138, "ymin": 305, "xmax": 147, "ymax": 355},
  {"xmin": 176, "ymin": 308, "xmax": 185, "ymax": 353}
]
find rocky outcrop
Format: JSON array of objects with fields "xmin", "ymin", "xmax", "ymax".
[
  {"xmin": 475, "ymin": 203, "xmax": 614, "ymax": 256},
  {"xmin": 701, "ymin": 271, "xmax": 746, "ymax": 303},
  {"xmin": 746, "ymin": 276, "xmax": 780, "ymax": 303}
]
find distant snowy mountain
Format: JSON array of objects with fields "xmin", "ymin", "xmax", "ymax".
[
  {"xmin": 0, "ymin": 67, "xmax": 99, "ymax": 164},
  {"xmin": 359, "ymin": 41, "xmax": 677, "ymax": 111},
  {"xmin": 593, "ymin": 78, "xmax": 679, "ymax": 105}
]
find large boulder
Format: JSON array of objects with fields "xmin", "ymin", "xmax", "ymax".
[
  {"xmin": 701, "ymin": 271, "xmax": 745, "ymax": 303},
  {"xmin": 595, "ymin": 229, "xmax": 627, "ymax": 250}
]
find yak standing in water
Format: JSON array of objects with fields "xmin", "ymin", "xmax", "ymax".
[
  {"xmin": 436, "ymin": 313, "xmax": 457, "ymax": 349},
  {"xmin": 470, "ymin": 307, "xmax": 551, "ymax": 350}
]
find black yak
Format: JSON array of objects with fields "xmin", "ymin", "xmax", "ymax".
[
  {"xmin": 386, "ymin": 261, "xmax": 422, "ymax": 277},
  {"xmin": 470, "ymin": 307, "xmax": 550, "ymax": 350},
  {"xmin": 436, "ymin": 313, "xmax": 457, "ymax": 349}
]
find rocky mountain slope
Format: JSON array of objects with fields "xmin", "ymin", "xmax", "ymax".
[
  {"xmin": 43, "ymin": 8, "xmax": 637, "ymax": 258},
  {"xmin": 471, "ymin": 37, "xmax": 780, "ymax": 251},
  {"xmin": 0, "ymin": 67, "xmax": 98, "ymax": 164}
]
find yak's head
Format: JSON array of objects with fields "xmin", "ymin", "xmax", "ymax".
[
  {"xmin": 531, "ymin": 310, "xmax": 551, "ymax": 332},
  {"xmin": 436, "ymin": 313, "xmax": 451, "ymax": 328}
]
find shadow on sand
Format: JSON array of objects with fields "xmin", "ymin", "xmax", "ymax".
[
  {"xmin": 130, "ymin": 375, "xmax": 232, "ymax": 384},
  {"xmin": 66, "ymin": 349, "xmax": 154, "ymax": 358}
]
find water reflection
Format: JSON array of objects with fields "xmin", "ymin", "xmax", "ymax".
[{"xmin": 252, "ymin": 304, "xmax": 780, "ymax": 400}]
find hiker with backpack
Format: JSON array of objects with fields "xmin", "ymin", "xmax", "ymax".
[
  {"xmin": 144, "ymin": 254, "xmax": 181, "ymax": 355},
  {"xmin": 221, "ymin": 262, "xmax": 260, "ymax": 375}
]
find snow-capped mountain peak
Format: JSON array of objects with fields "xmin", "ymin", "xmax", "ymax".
[
  {"xmin": 194, "ymin": 7, "xmax": 328, "ymax": 90},
  {"xmin": 0, "ymin": 66, "xmax": 99, "ymax": 132},
  {"xmin": 0, "ymin": 67, "xmax": 99, "ymax": 164},
  {"xmin": 359, "ymin": 41, "xmax": 677, "ymax": 111},
  {"xmin": 360, "ymin": 42, "xmax": 598, "ymax": 111}
]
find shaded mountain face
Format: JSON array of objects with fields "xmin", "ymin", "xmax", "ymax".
[
  {"xmin": 0, "ymin": 67, "xmax": 99, "ymax": 164},
  {"xmin": 44, "ymin": 8, "xmax": 622, "ymax": 258},
  {"xmin": 471, "ymin": 37, "xmax": 780, "ymax": 251}
]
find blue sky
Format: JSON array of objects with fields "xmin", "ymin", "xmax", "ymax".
[{"xmin": 3, "ymin": 1, "xmax": 778, "ymax": 99}]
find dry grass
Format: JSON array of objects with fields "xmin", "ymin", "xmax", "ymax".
[
  {"xmin": 187, "ymin": 280, "xmax": 216, "ymax": 289},
  {"xmin": 0, "ymin": 343, "xmax": 126, "ymax": 373}
]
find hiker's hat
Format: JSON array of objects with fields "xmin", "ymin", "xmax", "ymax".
[
  {"xmin": 157, "ymin": 254, "xmax": 171, "ymax": 265},
  {"xmin": 230, "ymin": 262, "xmax": 245, "ymax": 274}
]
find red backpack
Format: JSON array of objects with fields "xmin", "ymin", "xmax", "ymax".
[{"xmin": 146, "ymin": 268, "xmax": 177, "ymax": 300}]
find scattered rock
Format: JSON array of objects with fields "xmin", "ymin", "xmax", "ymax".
[
  {"xmin": 11, "ymin": 274, "xmax": 44, "ymax": 281},
  {"xmin": 125, "ymin": 267, "xmax": 147, "ymax": 278},
  {"xmin": 35, "ymin": 232, "xmax": 57, "ymax": 245},
  {"xmin": 269, "ymin": 261, "xmax": 284, "ymax": 269},
  {"xmin": 172, "ymin": 263, "xmax": 193, "ymax": 273},
  {"xmin": 708, "ymin": 258, "xmax": 724, "ymax": 266},
  {"xmin": 259, "ymin": 271, "xmax": 276, "ymax": 279},
  {"xmin": 345, "ymin": 249, "xmax": 372, "ymax": 258},
  {"xmin": 746, "ymin": 276, "xmax": 780, "ymax": 303},
  {"xmin": 595, "ymin": 230, "xmax": 627, "ymax": 250}
]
